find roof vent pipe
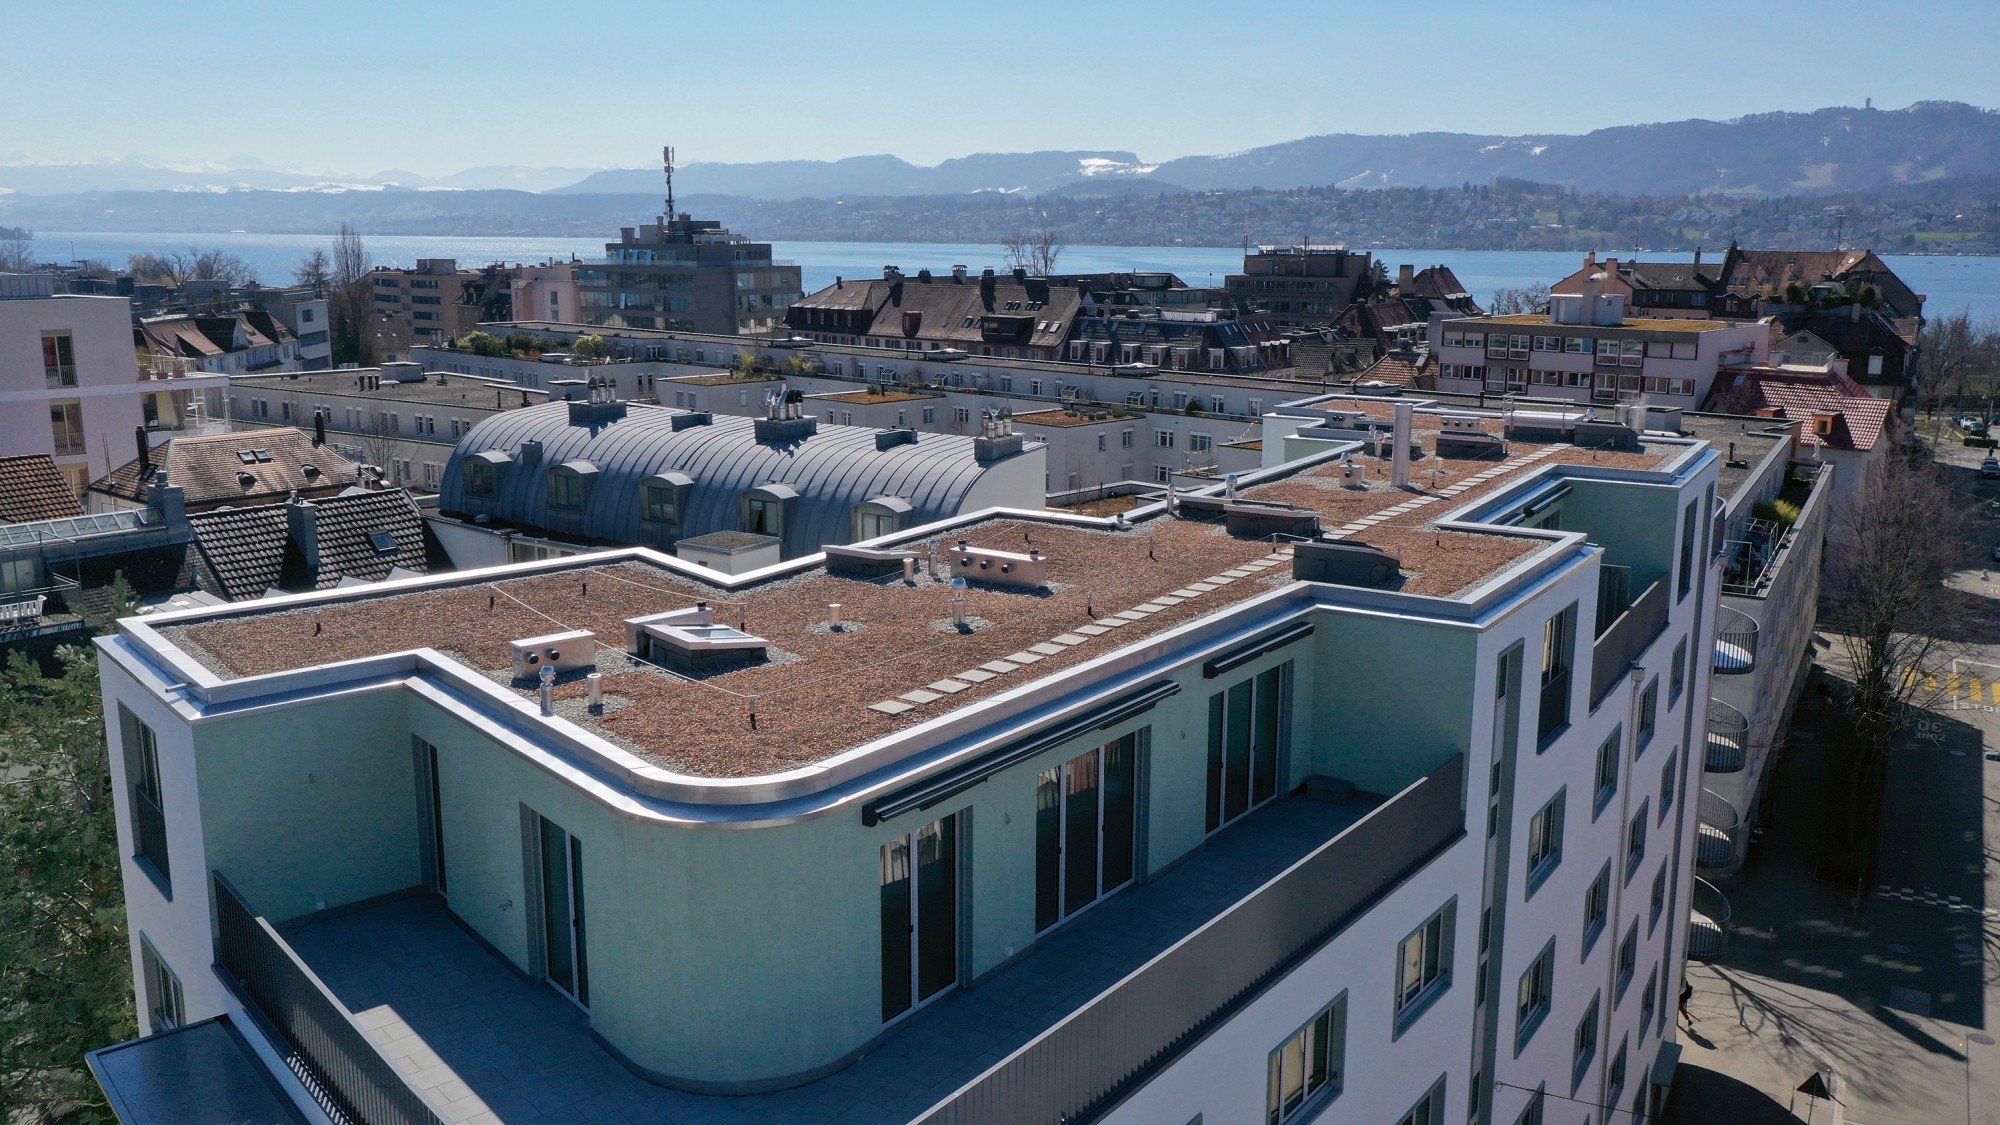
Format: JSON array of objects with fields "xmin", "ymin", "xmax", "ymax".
[
  {"xmin": 827, "ymin": 604, "xmax": 843, "ymax": 630},
  {"xmin": 1391, "ymin": 402, "xmax": 1413, "ymax": 489},
  {"xmin": 538, "ymin": 664, "xmax": 556, "ymax": 716},
  {"xmin": 902, "ymin": 557, "xmax": 916, "ymax": 584}
]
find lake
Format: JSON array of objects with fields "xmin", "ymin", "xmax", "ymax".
[{"xmin": 29, "ymin": 230, "xmax": 2000, "ymax": 321}]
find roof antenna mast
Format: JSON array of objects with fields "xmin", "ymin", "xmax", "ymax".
[{"xmin": 662, "ymin": 145, "xmax": 676, "ymax": 221}]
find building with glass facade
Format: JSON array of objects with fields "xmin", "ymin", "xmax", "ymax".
[{"xmin": 579, "ymin": 214, "xmax": 801, "ymax": 336}]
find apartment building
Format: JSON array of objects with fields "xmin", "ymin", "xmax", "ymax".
[
  {"xmin": 90, "ymin": 393, "xmax": 1728, "ymax": 1125},
  {"xmin": 510, "ymin": 260, "xmax": 581, "ymax": 326},
  {"xmin": 245, "ymin": 285, "xmax": 334, "ymax": 370},
  {"xmin": 228, "ymin": 364, "xmax": 549, "ymax": 492},
  {"xmin": 0, "ymin": 274, "xmax": 230, "ymax": 493},
  {"xmin": 1225, "ymin": 244, "xmax": 1375, "ymax": 328},
  {"xmin": 579, "ymin": 213, "xmax": 801, "ymax": 335},
  {"xmin": 369, "ymin": 259, "xmax": 484, "ymax": 346},
  {"xmin": 1429, "ymin": 277, "xmax": 1769, "ymax": 408},
  {"xmin": 430, "ymin": 387, "xmax": 1045, "ymax": 567}
]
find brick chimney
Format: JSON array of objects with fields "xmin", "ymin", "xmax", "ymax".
[{"xmin": 286, "ymin": 494, "xmax": 320, "ymax": 572}]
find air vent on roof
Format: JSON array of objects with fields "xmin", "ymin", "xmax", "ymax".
[
  {"xmin": 509, "ymin": 629, "xmax": 596, "ymax": 680},
  {"xmin": 948, "ymin": 541, "xmax": 1048, "ymax": 590},
  {"xmin": 670, "ymin": 411, "xmax": 713, "ymax": 431},
  {"xmin": 236, "ymin": 471, "xmax": 256, "ymax": 487}
]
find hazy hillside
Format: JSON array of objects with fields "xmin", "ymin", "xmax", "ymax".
[{"xmin": 552, "ymin": 151, "xmax": 1155, "ymax": 198}]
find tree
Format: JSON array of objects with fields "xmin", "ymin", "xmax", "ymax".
[
  {"xmin": 459, "ymin": 330, "xmax": 506, "ymax": 357},
  {"xmin": 0, "ymin": 227, "xmax": 31, "ymax": 272},
  {"xmin": 569, "ymin": 334, "xmax": 608, "ymax": 361},
  {"xmin": 291, "ymin": 248, "xmax": 333, "ymax": 296},
  {"xmin": 0, "ymin": 645, "xmax": 131, "ymax": 1121},
  {"xmin": 1487, "ymin": 283, "xmax": 1552, "ymax": 316},
  {"xmin": 189, "ymin": 249, "xmax": 256, "ymax": 287},
  {"xmin": 1818, "ymin": 458, "xmax": 1969, "ymax": 885},
  {"xmin": 329, "ymin": 223, "xmax": 372, "ymax": 366},
  {"xmin": 1001, "ymin": 230, "xmax": 1065, "ymax": 275}
]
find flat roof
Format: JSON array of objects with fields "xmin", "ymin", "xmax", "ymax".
[
  {"xmin": 232, "ymin": 369, "xmax": 549, "ymax": 409},
  {"xmin": 147, "ymin": 415, "xmax": 1690, "ymax": 778},
  {"xmin": 1464, "ymin": 314, "xmax": 1736, "ymax": 333},
  {"xmin": 87, "ymin": 1017, "xmax": 307, "ymax": 1125}
]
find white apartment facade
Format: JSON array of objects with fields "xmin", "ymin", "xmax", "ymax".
[
  {"xmin": 90, "ymin": 396, "xmax": 1729, "ymax": 1124},
  {"xmin": 1429, "ymin": 284, "xmax": 1768, "ymax": 409},
  {"xmin": 0, "ymin": 274, "xmax": 229, "ymax": 494}
]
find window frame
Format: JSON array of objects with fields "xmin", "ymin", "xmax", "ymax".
[
  {"xmin": 1617, "ymin": 919, "xmax": 1639, "ymax": 1002},
  {"xmin": 1571, "ymin": 992, "xmax": 1601, "ymax": 1092},
  {"xmin": 139, "ymin": 935, "xmax": 184, "ymax": 1033},
  {"xmin": 1394, "ymin": 900, "xmax": 1457, "ymax": 1036},
  {"xmin": 1525, "ymin": 789, "xmax": 1565, "ymax": 897},
  {"xmin": 1515, "ymin": 939, "xmax": 1556, "ymax": 1053},
  {"xmin": 1592, "ymin": 726, "xmax": 1621, "ymax": 818},
  {"xmin": 1582, "ymin": 862, "xmax": 1610, "ymax": 959},
  {"xmin": 1266, "ymin": 991, "xmax": 1348, "ymax": 1123}
]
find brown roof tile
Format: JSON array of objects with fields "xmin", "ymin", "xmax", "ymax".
[
  {"xmin": 0, "ymin": 455, "xmax": 85, "ymax": 524},
  {"xmin": 91, "ymin": 428, "xmax": 358, "ymax": 512}
]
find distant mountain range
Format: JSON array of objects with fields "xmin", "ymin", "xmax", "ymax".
[{"xmin": 6, "ymin": 103, "xmax": 1997, "ymax": 207}]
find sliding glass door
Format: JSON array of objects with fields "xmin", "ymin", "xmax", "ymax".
[
  {"xmin": 539, "ymin": 815, "xmax": 588, "ymax": 1008},
  {"xmin": 881, "ymin": 813, "xmax": 958, "ymax": 1022},
  {"xmin": 1206, "ymin": 663, "xmax": 1291, "ymax": 834},
  {"xmin": 1036, "ymin": 733, "xmax": 1139, "ymax": 931}
]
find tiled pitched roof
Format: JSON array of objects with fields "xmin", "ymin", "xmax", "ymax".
[
  {"xmin": 0, "ymin": 455, "xmax": 85, "ymax": 523},
  {"xmin": 91, "ymin": 428, "xmax": 358, "ymax": 511},
  {"xmin": 1351, "ymin": 351, "xmax": 1430, "ymax": 388},
  {"xmin": 790, "ymin": 274, "xmax": 1082, "ymax": 351},
  {"xmin": 1705, "ymin": 369, "xmax": 1893, "ymax": 452},
  {"xmin": 187, "ymin": 489, "xmax": 437, "ymax": 601}
]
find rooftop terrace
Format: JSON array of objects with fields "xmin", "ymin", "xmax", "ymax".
[
  {"xmin": 145, "ymin": 412, "xmax": 1692, "ymax": 778},
  {"xmin": 1460, "ymin": 313, "xmax": 1735, "ymax": 333}
]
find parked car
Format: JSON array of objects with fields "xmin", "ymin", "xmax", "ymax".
[
  {"xmin": 1983, "ymin": 456, "xmax": 2000, "ymax": 479},
  {"xmin": 1958, "ymin": 413, "xmax": 1980, "ymax": 429},
  {"xmin": 1970, "ymin": 419, "xmax": 1992, "ymax": 436}
]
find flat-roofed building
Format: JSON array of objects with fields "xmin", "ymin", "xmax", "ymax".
[
  {"xmin": 580, "ymin": 214, "xmax": 800, "ymax": 336},
  {"xmin": 90, "ymin": 392, "xmax": 1729, "ymax": 1124}
]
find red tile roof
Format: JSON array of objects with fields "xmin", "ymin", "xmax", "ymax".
[
  {"xmin": 1706, "ymin": 369, "xmax": 1893, "ymax": 452},
  {"xmin": 0, "ymin": 455, "xmax": 85, "ymax": 524}
]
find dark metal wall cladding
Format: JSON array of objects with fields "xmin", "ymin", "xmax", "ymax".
[{"xmin": 438, "ymin": 403, "xmax": 1004, "ymax": 554}]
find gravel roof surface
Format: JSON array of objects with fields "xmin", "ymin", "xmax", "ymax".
[{"xmin": 157, "ymin": 429, "xmax": 1687, "ymax": 778}]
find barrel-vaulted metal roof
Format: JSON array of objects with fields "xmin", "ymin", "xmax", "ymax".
[{"xmin": 438, "ymin": 402, "xmax": 1025, "ymax": 556}]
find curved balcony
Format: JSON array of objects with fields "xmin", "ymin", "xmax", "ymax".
[
  {"xmin": 1687, "ymin": 877, "xmax": 1733, "ymax": 961},
  {"xmin": 1696, "ymin": 787, "xmax": 1743, "ymax": 871},
  {"xmin": 1713, "ymin": 605, "xmax": 1758, "ymax": 674},
  {"xmin": 1705, "ymin": 698, "xmax": 1749, "ymax": 774}
]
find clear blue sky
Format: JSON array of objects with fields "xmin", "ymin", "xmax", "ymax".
[{"xmin": 8, "ymin": 0, "xmax": 1997, "ymax": 175}]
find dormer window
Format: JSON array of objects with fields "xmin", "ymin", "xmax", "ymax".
[
  {"xmin": 741, "ymin": 483, "xmax": 798, "ymax": 537},
  {"xmin": 547, "ymin": 460, "xmax": 598, "ymax": 510},
  {"xmin": 640, "ymin": 471, "xmax": 694, "ymax": 524},
  {"xmin": 467, "ymin": 459, "xmax": 494, "ymax": 495}
]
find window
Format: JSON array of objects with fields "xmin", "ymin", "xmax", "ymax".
[
  {"xmin": 49, "ymin": 399, "xmax": 85, "ymax": 457},
  {"xmin": 1096, "ymin": 433, "xmax": 1106, "ymax": 452},
  {"xmin": 1514, "ymin": 1088, "xmax": 1545, "ymax": 1125},
  {"xmin": 1583, "ymin": 863, "xmax": 1610, "ymax": 957},
  {"xmin": 745, "ymin": 493, "xmax": 783, "ymax": 535},
  {"xmin": 1566, "ymin": 336, "xmax": 1589, "ymax": 353},
  {"xmin": 1155, "ymin": 431, "xmax": 1175, "ymax": 448},
  {"xmin": 1121, "ymin": 428, "xmax": 1135, "ymax": 449},
  {"xmin": 1669, "ymin": 637, "xmax": 1687, "ymax": 704},
  {"xmin": 1572, "ymin": 994, "xmax": 1600, "ymax": 1090},
  {"xmin": 1396, "ymin": 1077, "xmax": 1447, "ymax": 1125},
  {"xmin": 1636, "ymin": 678, "xmax": 1659, "ymax": 753},
  {"xmin": 1211, "ymin": 394, "xmax": 1225, "ymax": 413},
  {"xmin": 1677, "ymin": 499, "xmax": 1699, "ymax": 599},
  {"xmin": 1517, "ymin": 942, "xmax": 1555, "ymax": 1049},
  {"xmin": 549, "ymin": 470, "xmax": 584, "ymax": 509},
  {"xmin": 1607, "ymin": 1036, "xmax": 1630, "ymax": 1107},
  {"xmin": 1537, "ymin": 604, "xmax": 1576, "ymax": 745},
  {"xmin": 1037, "ymin": 734, "xmax": 1140, "ymax": 931},
  {"xmin": 1626, "ymin": 801, "xmax": 1648, "ymax": 881},
  {"xmin": 1206, "ymin": 663, "xmax": 1289, "ymax": 833},
  {"xmin": 953, "ymin": 407, "xmax": 971, "ymax": 427},
  {"xmin": 1617, "ymin": 920, "xmax": 1639, "ymax": 1000},
  {"xmin": 881, "ymin": 813, "xmax": 958, "ymax": 1022},
  {"xmin": 1154, "ymin": 465, "xmax": 1172, "ymax": 484},
  {"xmin": 43, "ymin": 331, "xmax": 78, "ymax": 387},
  {"xmin": 1396, "ymin": 901, "xmax": 1456, "ymax": 1031},
  {"xmin": 1189, "ymin": 433, "xmax": 1212, "ymax": 454},
  {"xmin": 120, "ymin": 706, "xmax": 170, "ymax": 894},
  {"xmin": 1267, "ymin": 993, "xmax": 1347, "ymax": 1123},
  {"xmin": 642, "ymin": 482, "xmax": 678, "ymax": 523},
  {"xmin": 139, "ymin": 937, "xmax": 184, "ymax": 1032},
  {"xmin": 1525, "ymin": 789, "xmax": 1565, "ymax": 893},
  {"xmin": 1593, "ymin": 727, "xmax": 1620, "ymax": 816},
  {"xmin": 1639, "ymin": 966, "xmax": 1659, "ymax": 1031},
  {"xmin": 1533, "ymin": 335, "xmax": 1560, "ymax": 351},
  {"xmin": 1659, "ymin": 752, "xmax": 1677, "ymax": 820},
  {"xmin": 922, "ymin": 407, "xmax": 935, "ymax": 424},
  {"xmin": 466, "ymin": 459, "xmax": 495, "ymax": 495},
  {"xmin": 1649, "ymin": 865, "xmax": 1667, "ymax": 932}
]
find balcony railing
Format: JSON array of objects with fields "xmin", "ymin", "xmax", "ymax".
[
  {"xmin": 212, "ymin": 873, "xmax": 446, "ymax": 1125},
  {"xmin": 1590, "ymin": 579, "xmax": 1669, "ymax": 707},
  {"xmin": 915, "ymin": 756, "xmax": 1466, "ymax": 1125},
  {"xmin": 1696, "ymin": 788, "xmax": 1743, "ymax": 871},
  {"xmin": 1713, "ymin": 606, "xmax": 1758, "ymax": 675},
  {"xmin": 1687, "ymin": 877, "xmax": 1732, "ymax": 961},
  {"xmin": 1704, "ymin": 699, "xmax": 1748, "ymax": 774}
]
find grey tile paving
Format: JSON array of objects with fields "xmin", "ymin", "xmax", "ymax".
[{"xmin": 282, "ymin": 794, "xmax": 1373, "ymax": 1124}]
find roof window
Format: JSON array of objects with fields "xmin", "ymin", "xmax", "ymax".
[{"xmin": 369, "ymin": 531, "xmax": 399, "ymax": 555}]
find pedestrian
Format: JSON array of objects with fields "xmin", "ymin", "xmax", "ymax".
[
  {"xmin": 1815, "ymin": 680, "xmax": 1833, "ymax": 711},
  {"xmin": 1679, "ymin": 979, "xmax": 1698, "ymax": 1027}
]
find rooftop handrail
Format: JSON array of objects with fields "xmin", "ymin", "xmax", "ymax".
[{"xmin": 1590, "ymin": 579, "xmax": 1669, "ymax": 706}]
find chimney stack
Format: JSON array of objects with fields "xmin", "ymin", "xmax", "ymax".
[
  {"xmin": 1396, "ymin": 263, "xmax": 1415, "ymax": 291},
  {"xmin": 286, "ymin": 494, "xmax": 320, "ymax": 571}
]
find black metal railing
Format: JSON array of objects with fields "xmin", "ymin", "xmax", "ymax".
[
  {"xmin": 1589, "ymin": 580, "xmax": 1668, "ymax": 707},
  {"xmin": 915, "ymin": 756, "xmax": 1466, "ymax": 1125},
  {"xmin": 1704, "ymin": 699, "xmax": 1748, "ymax": 774},
  {"xmin": 212, "ymin": 873, "xmax": 444, "ymax": 1125},
  {"xmin": 131, "ymin": 787, "xmax": 170, "ymax": 886},
  {"xmin": 1713, "ymin": 606, "xmax": 1758, "ymax": 674}
]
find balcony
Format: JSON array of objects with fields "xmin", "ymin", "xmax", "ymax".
[
  {"xmin": 1696, "ymin": 788, "xmax": 1743, "ymax": 871},
  {"xmin": 1590, "ymin": 579, "xmax": 1669, "ymax": 707},
  {"xmin": 1705, "ymin": 699, "xmax": 1748, "ymax": 774},
  {"xmin": 1687, "ymin": 878, "xmax": 1732, "ymax": 961},
  {"xmin": 202, "ymin": 761, "xmax": 1462, "ymax": 1125},
  {"xmin": 1713, "ymin": 606, "xmax": 1758, "ymax": 674}
]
